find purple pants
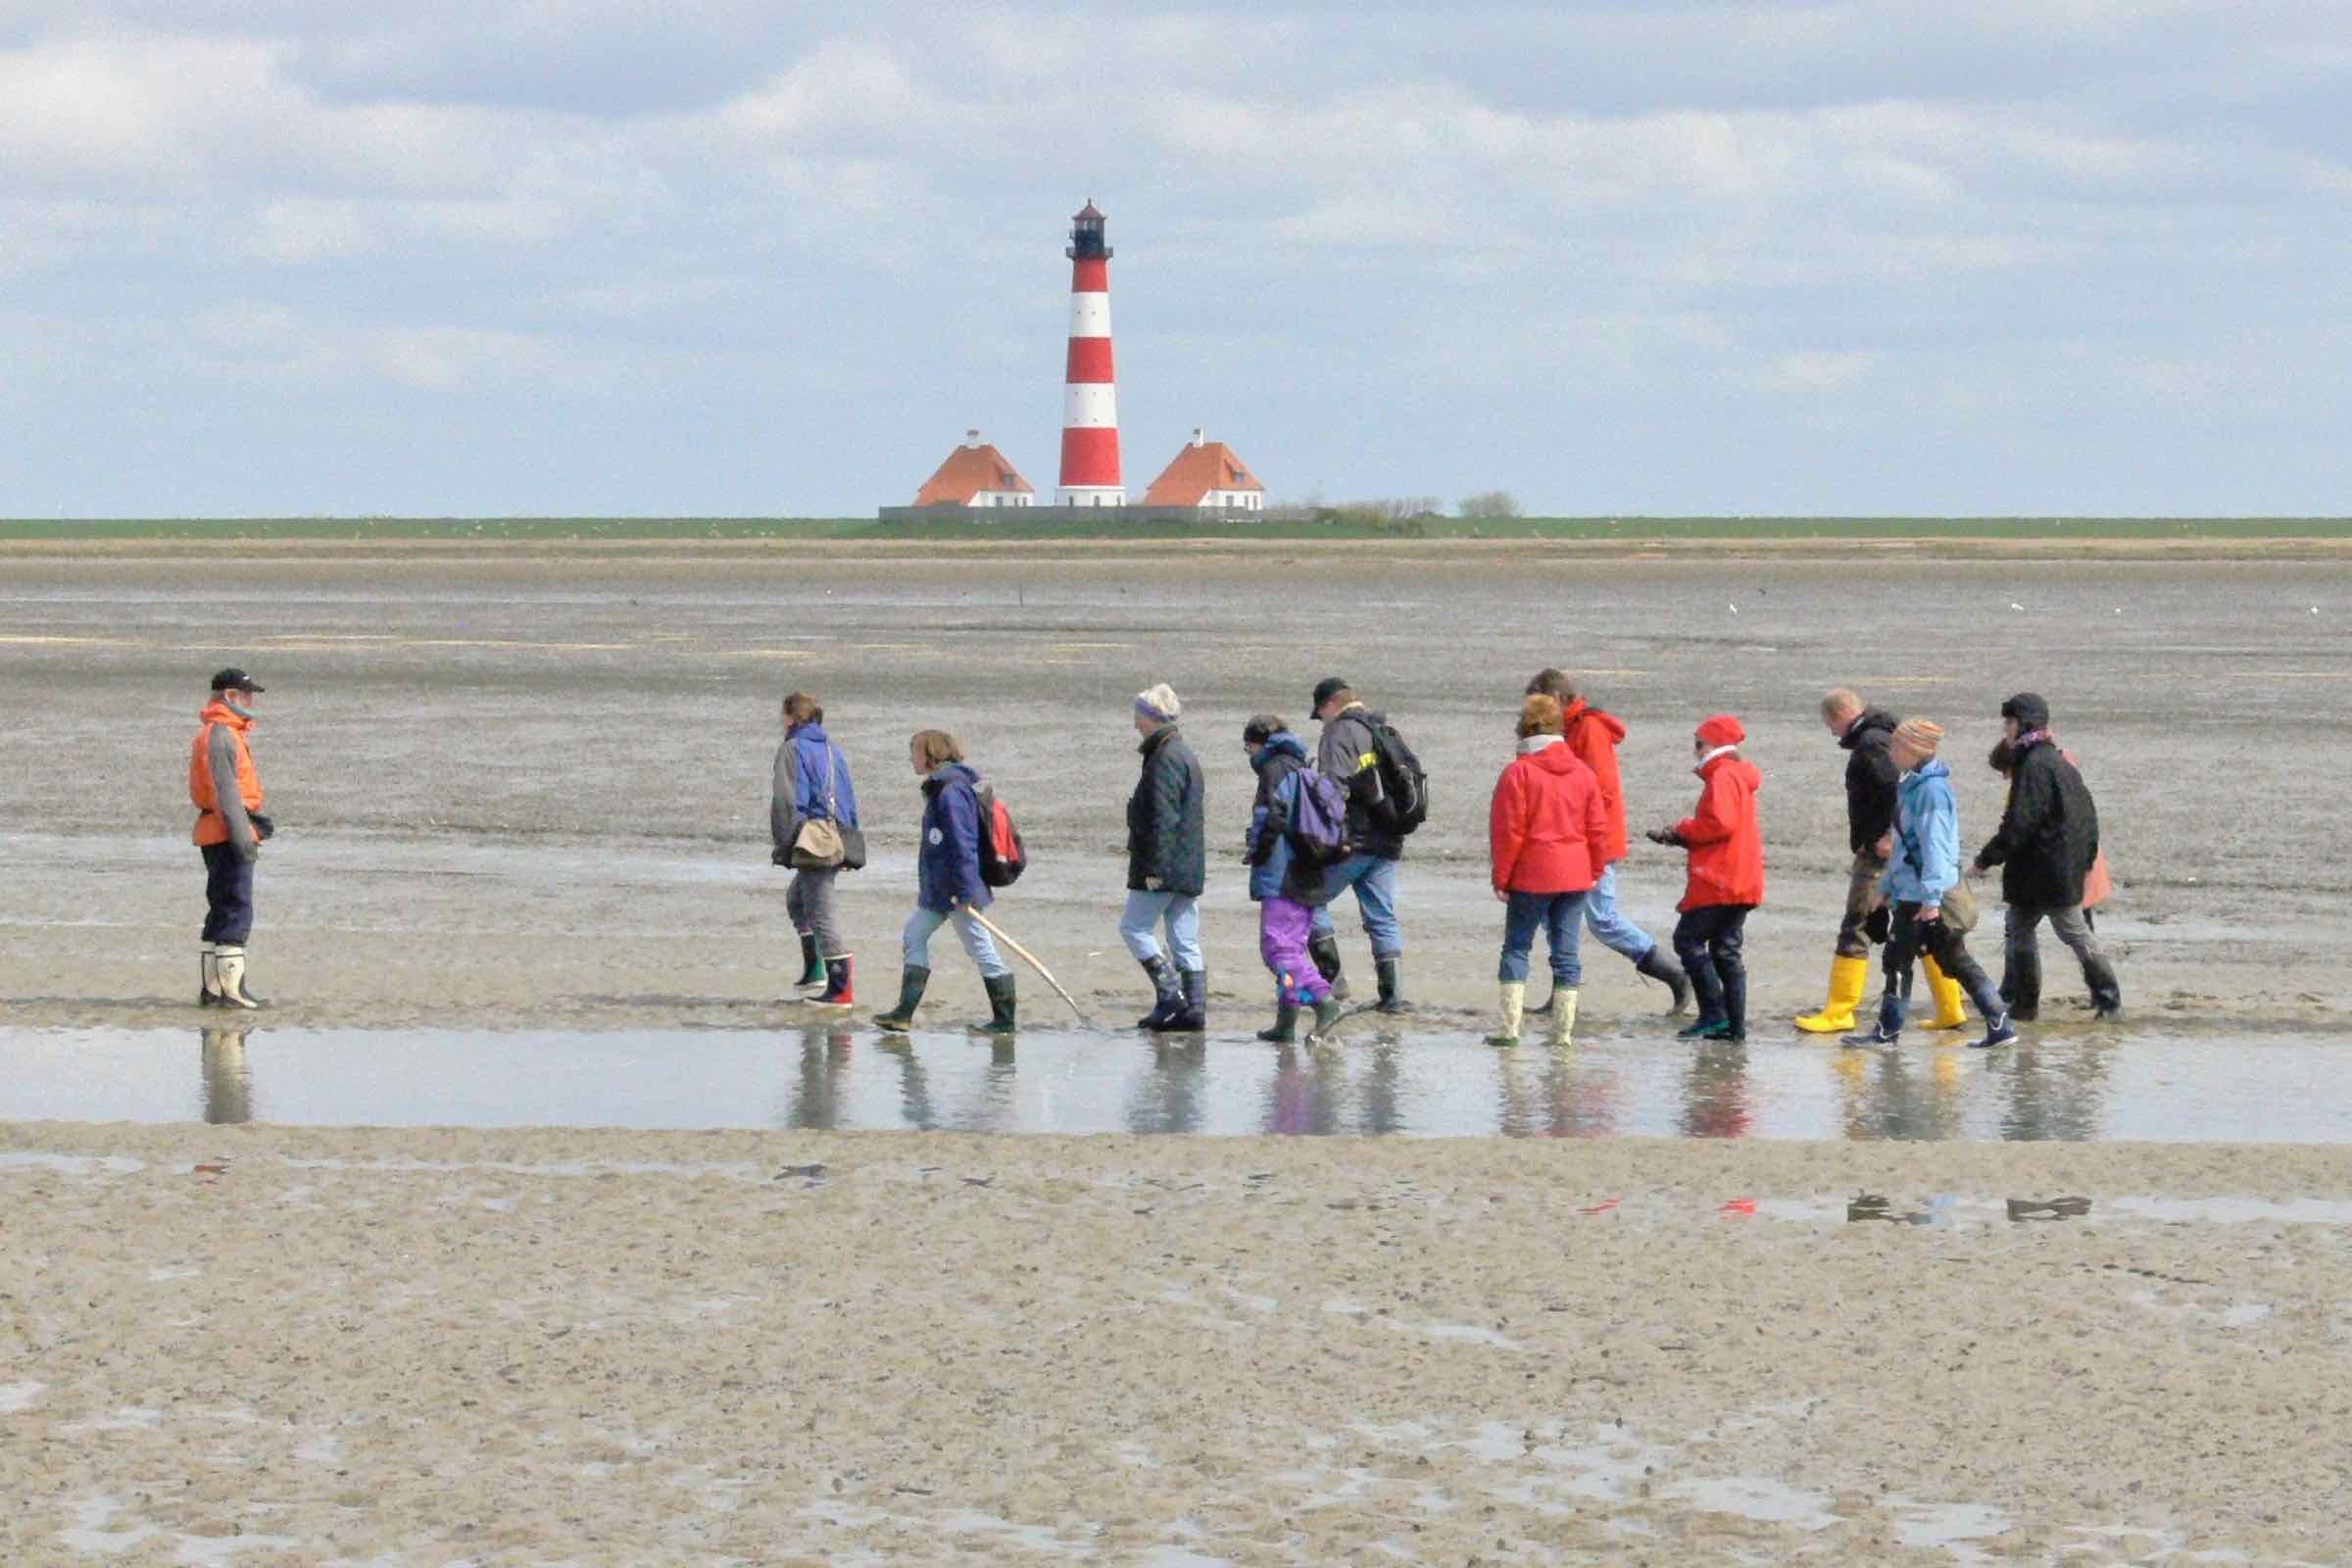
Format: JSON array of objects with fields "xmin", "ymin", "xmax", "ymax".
[{"xmin": 1259, "ymin": 897, "xmax": 1332, "ymax": 1005}]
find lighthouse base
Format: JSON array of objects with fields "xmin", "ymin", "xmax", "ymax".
[{"xmin": 1054, "ymin": 487, "xmax": 1127, "ymax": 508}]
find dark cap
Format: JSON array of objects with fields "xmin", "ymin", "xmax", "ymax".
[
  {"xmin": 1242, "ymin": 712, "xmax": 1286, "ymax": 746},
  {"xmin": 210, "ymin": 667, "xmax": 266, "ymax": 694},
  {"xmin": 1310, "ymin": 676, "xmax": 1350, "ymax": 711},
  {"xmin": 1999, "ymin": 691, "xmax": 2049, "ymax": 729}
]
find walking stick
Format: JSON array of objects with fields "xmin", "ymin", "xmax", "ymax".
[{"xmin": 959, "ymin": 906, "xmax": 1091, "ymax": 1023}]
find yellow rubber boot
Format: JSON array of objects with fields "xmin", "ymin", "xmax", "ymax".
[
  {"xmin": 1794, "ymin": 955, "xmax": 1869, "ymax": 1034},
  {"xmin": 1921, "ymin": 956, "xmax": 1969, "ymax": 1030}
]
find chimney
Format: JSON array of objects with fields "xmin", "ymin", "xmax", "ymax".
[
  {"xmin": 966, "ymin": 428, "xmax": 981, "ymax": 447},
  {"xmin": 1190, "ymin": 427, "xmax": 1204, "ymax": 448}
]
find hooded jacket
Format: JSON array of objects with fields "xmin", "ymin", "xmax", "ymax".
[
  {"xmin": 1839, "ymin": 707, "xmax": 1901, "ymax": 856},
  {"xmin": 1490, "ymin": 737, "xmax": 1611, "ymax": 895},
  {"xmin": 188, "ymin": 700, "xmax": 263, "ymax": 857},
  {"xmin": 769, "ymin": 721, "xmax": 860, "ymax": 858},
  {"xmin": 1674, "ymin": 748, "xmax": 1765, "ymax": 911},
  {"xmin": 1317, "ymin": 704, "xmax": 1404, "ymax": 860},
  {"xmin": 1879, "ymin": 760, "xmax": 1961, "ymax": 908},
  {"xmin": 1244, "ymin": 732, "xmax": 1333, "ymax": 906},
  {"xmin": 1127, "ymin": 723, "xmax": 1207, "ymax": 896},
  {"xmin": 1976, "ymin": 735, "xmax": 2098, "ymax": 908},
  {"xmin": 1559, "ymin": 699, "xmax": 1631, "ymax": 862},
  {"xmin": 916, "ymin": 761, "xmax": 991, "ymax": 913}
]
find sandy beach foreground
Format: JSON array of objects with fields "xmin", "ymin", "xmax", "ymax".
[{"xmin": 7, "ymin": 1123, "xmax": 2348, "ymax": 1564}]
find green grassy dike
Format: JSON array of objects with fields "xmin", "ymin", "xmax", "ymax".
[{"xmin": 2, "ymin": 515, "xmax": 2346, "ymax": 544}]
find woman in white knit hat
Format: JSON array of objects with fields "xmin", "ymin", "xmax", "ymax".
[{"xmin": 1124, "ymin": 684, "xmax": 1209, "ymax": 1030}]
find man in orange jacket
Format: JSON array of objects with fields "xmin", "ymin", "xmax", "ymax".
[{"xmin": 189, "ymin": 668, "xmax": 273, "ymax": 1008}]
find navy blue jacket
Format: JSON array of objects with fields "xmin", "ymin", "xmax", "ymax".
[
  {"xmin": 1245, "ymin": 732, "xmax": 1335, "ymax": 907},
  {"xmin": 770, "ymin": 722, "xmax": 860, "ymax": 857},
  {"xmin": 916, "ymin": 761, "xmax": 991, "ymax": 912}
]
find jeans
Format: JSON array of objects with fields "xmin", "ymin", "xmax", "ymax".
[
  {"xmin": 1674, "ymin": 904, "xmax": 1753, "ymax": 1031},
  {"xmin": 1500, "ymin": 889, "xmax": 1590, "ymax": 985},
  {"xmin": 2003, "ymin": 903, "xmax": 2120, "ymax": 1015},
  {"xmin": 1120, "ymin": 889, "xmax": 1203, "ymax": 971},
  {"xmin": 901, "ymin": 905, "xmax": 1009, "ymax": 979},
  {"xmin": 1308, "ymin": 854, "xmax": 1401, "ymax": 957},
  {"xmin": 1833, "ymin": 850, "xmax": 1887, "ymax": 958},
  {"xmin": 1581, "ymin": 863, "xmax": 1658, "ymax": 962},
  {"xmin": 200, "ymin": 842, "xmax": 255, "ymax": 945},
  {"xmin": 786, "ymin": 866, "xmax": 843, "ymax": 957},
  {"xmin": 1878, "ymin": 903, "xmax": 2004, "ymax": 1033},
  {"xmin": 1258, "ymin": 897, "xmax": 1331, "ymax": 1005}
]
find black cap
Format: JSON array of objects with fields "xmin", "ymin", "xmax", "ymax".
[
  {"xmin": 1999, "ymin": 691, "xmax": 2048, "ymax": 728},
  {"xmin": 210, "ymin": 667, "xmax": 266, "ymax": 694},
  {"xmin": 1311, "ymin": 676, "xmax": 1350, "ymax": 711}
]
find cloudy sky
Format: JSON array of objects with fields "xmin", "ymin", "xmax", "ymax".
[{"xmin": 3, "ymin": 2, "xmax": 2346, "ymax": 516}]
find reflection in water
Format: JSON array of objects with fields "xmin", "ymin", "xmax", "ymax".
[
  {"xmin": 1835, "ymin": 1044, "xmax": 1968, "ymax": 1141},
  {"xmin": 782, "ymin": 1029, "xmax": 855, "ymax": 1130},
  {"xmin": 1264, "ymin": 1043, "xmax": 1345, "ymax": 1135},
  {"xmin": 1495, "ymin": 1048, "xmax": 1623, "ymax": 1139},
  {"xmin": 1679, "ymin": 1042, "xmax": 1752, "ymax": 1140},
  {"xmin": 200, "ymin": 1027, "xmax": 252, "ymax": 1124},
  {"xmin": 1127, "ymin": 1039, "xmax": 1207, "ymax": 1135},
  {"xmin": 1995, "ymin": 1038, "xmax": 2115, "ymax": 1142}
]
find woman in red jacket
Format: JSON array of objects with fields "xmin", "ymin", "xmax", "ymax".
[
  {"xmin": 1648, "ymin": 714, "xmax": 1764, "ymax": 1042},
  {"xmin": 1488, "ymin": 694, "xmax": 1613, "ymax": 1048}
]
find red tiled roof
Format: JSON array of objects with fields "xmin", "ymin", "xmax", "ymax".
[
  {"xmin": 913, "ymin": 444, "xmax": 1035, "ymax": 507},
  {"xmin": 1140, "ymin": 440, "xmax": 1262, "ymax": 506}
]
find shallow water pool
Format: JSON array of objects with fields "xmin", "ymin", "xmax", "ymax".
[{"xmin": 1, "ymin": 1023, "xmax": 2343, "ymax": 1140}]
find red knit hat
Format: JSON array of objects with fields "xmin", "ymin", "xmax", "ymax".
[{"xmin": 1695, "ymin": 714, "xmax": 1745, "ymax": 748}]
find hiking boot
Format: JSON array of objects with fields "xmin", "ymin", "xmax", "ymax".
[
  {"xmin": 1972, "ymin": 1010, "xmax": 2018, "ymax": 1050},
  {"xmin": 794, "ymin": 934, "xmax": 826, "ymax": 991},
  {"xmin": 213, "ymin": 946, "xmax": 265, "ymax": 1010},
  {"xmin": 1486, "ymin": 982, "xmax": 1526, "ymax": 1048},
  {"xmin": 813, "ymin": 956, "xmax": 854, "ymax": 1009},
  {"xmin": 1257, "ymin": 1000, "xmax": 1299, "ymax": 1044},
  {"xmin": 1637, "ymin": 947, "xmax": 1692, "ymax": 1015},
  {"xmin": 1156, "ymin": 969, "xmax": 1207, "ymax": 1033},
  {"xmin": 973, "ymin": 971, "xmax": 1018, "ymax": 1036},
  {"xmin": 1308, "ymin": 934, "xmax": 1350, "ymax": 1002},
  {"xmin": 1373, "ymin": 956, "xmax": 1408, "ymax": 1014},
  {"xmin": 871, "ymin": 965, "xmax": 929, "ymax": 1033},
  {"xmin": 1136, "ymin": 955, "xmax": 1183, "ymax": 1029}
]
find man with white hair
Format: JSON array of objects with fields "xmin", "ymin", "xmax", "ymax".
[{"xmin": 1125, "ymin": 683, "xmax": 1208, "ymax": 1031}]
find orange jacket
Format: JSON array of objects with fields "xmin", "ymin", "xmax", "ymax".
[
  {"xmin": 1674, "ymin": 750, "xmax": 1764, "ymax": 911},
  {"xmin": 1489, "ymin": 739, "xmax": 1611, "ymax": 895},
  {"xmin": 189, "ymin": 701, "xmax": 263, "ymax": 848},
  {"xmin": 1558, "ymin": 700, "xmax": 1630, "ymax": 862}
]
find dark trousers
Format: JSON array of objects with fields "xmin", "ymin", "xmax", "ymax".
[
  {"xmin": 1674, "ymin": 904, "xmax": 1753, "ymax": 1032},
  {"xmin": 201, "ymin": 842, "xmax": 255, "ymax": 945},
  {"xmin": 2002, "ymin": 903, "xmax": 2120, "ymax": 1017},
  {"xmin": 1879, "ymin": 903, "xmax": 2003, "ymax": 1033},
  {"xmin": 1833, "ymin": 850, "xmax": 1886, "ymax": 958}
]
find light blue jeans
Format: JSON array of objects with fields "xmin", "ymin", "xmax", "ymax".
[
  {"xmin": 1309, "ymin": 853, "xmax": 1402, "ymax": 957},
  {"xmin": 1120, "ymin": 890, "xmax": 1203, "ymax": 970},
  {"xmin": 902, "ymin": 905, "xmax": 1009, "ymax": 979},
  {"xmin": 1500, "ymin": 889, "xmax": 1590, "ymax": 985},
  {"xmin": 1581, "ymin": 863, "xmax": 1658, "ymax": 962}
]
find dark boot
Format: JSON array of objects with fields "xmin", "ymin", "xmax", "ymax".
[
  {"xmin": 2008, "ymin": 944, "xmax": 2042, "ymax": 1022},
  {"xmin": 1136, "ymin": 955, "xmax": 1183, "ymax": 1029},
  {"xmin": 2083, "ymin": 956, "xmax": 2124, "ymax": 1021},
  {"xmin": 1636, "ymin": 947, "xmax": 1691, "ymax": 1014},
  {"xmin": 974, "ymin": 971, "xmax": 1017, "ymax": 1035},
  {"xmin": 1257, "ymin": 999, "xmax": 1298, "ymax": 1044},
  {"xmin": 1158, "ymin": 969, "xmax": 1207, "ymax": 1033},
  {"xmin": 1842, "ymin": 989, "xmax": 1905, "ymax": 1049},
  {"xmin": 1719, "ymin": 960, "xmax": 1747, "ymax": 1041},
  {"xmin": 814, "ymin": 956, "xmax": 854, "ymax": 1009},
  {"xmin": 1308, "ymin": 934, "xmax": 1350, "ymax": 1002},
  {"xmin": 1374, "ymin": 956, "xmax": 1408, "ymax": 1014},
  {"xmin": 872, "ymin": 965, "xmax": 929, "ymax": 1032},
  {"xmin": 1307, "ymin": 996, "xmax": 1347, "ymax": 1041},
  {"xmin": 794, "ymin": 934, "xmax": 825, "ymax": 991}
]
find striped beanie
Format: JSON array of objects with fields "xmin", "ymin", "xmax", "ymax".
[{"xmin": 1893, "ymin": 718, "xmax": 1944, "ymax": 755}]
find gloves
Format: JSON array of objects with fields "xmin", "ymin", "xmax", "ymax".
[
  {"xmin": 249, "ymin": 813, "xmax": 275, "ymax": 842},
  {"xmin": 1864, "ymin": 906, "xmax": 1891, "ymax": 945},
  {"xmin": 771, "ymin": 847, "xmax": 791, "ymax": 866},
  {"xmin": 1643, "ymin": 826, "xmax": 1684, "ymax": 849}
]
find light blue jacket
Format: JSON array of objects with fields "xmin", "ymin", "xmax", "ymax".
[{"xmin": 1880, "ymin": 760, "xmax": 1961, "ymax": 908}]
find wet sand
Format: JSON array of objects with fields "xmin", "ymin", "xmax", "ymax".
[
  {"xmin": 2, "ymin": 537, "xmax": 2347, "ymax": 1033},
  {"xmin": 6, "ymin": 1123, "xmax": 2351, "ymax": 1563}
]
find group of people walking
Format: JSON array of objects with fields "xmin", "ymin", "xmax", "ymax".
[{"xmin": 184, "ymin": 664, "xmax": 2122, "ymax": 1049}]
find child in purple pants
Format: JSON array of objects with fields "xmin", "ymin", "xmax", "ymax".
[{"xmin": 1242, "ymin": 715, "xmax": 1346, "ymax": 1043}]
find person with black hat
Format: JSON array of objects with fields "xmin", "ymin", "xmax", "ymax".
[
  {"xmin": 1308, "ymin": 677, "xmax": 1412, "ymax": 1011},
  {"xmin": 1973, "ymin": 693, "xmax": 2122, "ymax": 1021},
  {"xmin": 189, "ymin": 667, "xmax": 273, "ymax": 1008}
]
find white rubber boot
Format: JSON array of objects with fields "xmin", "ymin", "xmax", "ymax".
[
  {"xmin": 214, "ymin": 946, "xmax": 265, "ymax": 1010},
  {"xmin": 1486, "ymin": 982, "xmax": 1526, "ymax": 1048},
  {"xmin": 1548, "ymin": 988, "xmax": 1580, "ymax": 1048},
  {"xmin": 199, "ymin": 943, "xmax": 221, "ymax": 1005}
]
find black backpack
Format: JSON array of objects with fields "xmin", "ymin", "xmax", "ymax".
[{"xmin": 1362, "ymin": 714, "xmax": 1430, "ymax": 836}]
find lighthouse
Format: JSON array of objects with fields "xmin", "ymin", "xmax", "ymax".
[{"xmin": 1055, "ymin": 199, "xmax": 1124, "ymax": 507}]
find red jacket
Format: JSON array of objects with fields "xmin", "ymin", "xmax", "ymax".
[
  {"xmin": 1674, "ymin": 750, "xmax": 1764, "ymax": 911},
  {"xmin": 1559, "ymin": 700, "xmax": 1630, "ymax": 862},
  {"xmin": 1490, "ymin": 740, "xmax": 1611, "ymax": 895}
]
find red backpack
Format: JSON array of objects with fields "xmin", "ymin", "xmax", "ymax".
[{"xmin": 973, "ymin": 781, "xmax": 1028, "ymax": 887}]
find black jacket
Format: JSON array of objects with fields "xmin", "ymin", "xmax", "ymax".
[
  {"xmin": 1317, "ymin": 706, "xmax": 1403, "ymax": 860},
  {"xmin": 1976, "ymin": 737, "xmax": 2099, "ymax": 907},
  {"xmin": 1128, "ymin": 724, "xmax": 1207, "ymax": 896},
  {"xmin": 1840, "ymin": 708, "xmax": 1901, "ymax": 855}
]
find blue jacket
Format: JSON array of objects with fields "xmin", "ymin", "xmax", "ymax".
[
  {"xmin": 769, "ymin": 722, "xmax": 859, "ymax": 857},
  {"xmin": 1245, "ymin": 732, "xmax": 1309, "ymax": 901},
  {"xmin": 1880, "ymin": 760, "xmax": 1961, "ymax": 908},
  {"xmin": 916, "ymin": 761, "xmax": 991, "ymax": 913}
]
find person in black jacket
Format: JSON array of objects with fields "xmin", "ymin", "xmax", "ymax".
[
  {"xmin": 1124, "ymin": 684, "xmax": 1209, "ymax": 1031},
  {"xmin": 1973, "ymin": 692, "xmax": 2122, "ymax": 1021},
  {"xmin": 1794, "ymin": 691, "xmax": 1900, "ymax": 1034},
  {"xmin": 1307, "ymin": 676, "xmax": 1410, "ymax": 1012}
]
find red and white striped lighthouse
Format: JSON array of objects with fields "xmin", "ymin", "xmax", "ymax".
[{"xmin": 1056, "ymin": 199, "xmax": 1124, "ymax": 507}]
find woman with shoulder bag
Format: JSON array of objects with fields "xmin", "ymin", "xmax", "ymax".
[{"xmin": 770, "ymin": 692, "xmax": 863, "ymax": 1007}]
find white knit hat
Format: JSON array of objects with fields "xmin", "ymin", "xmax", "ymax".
[{"xmin": 1134, "ymin": 683, "xmax": 1182, "ymax": 723}]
